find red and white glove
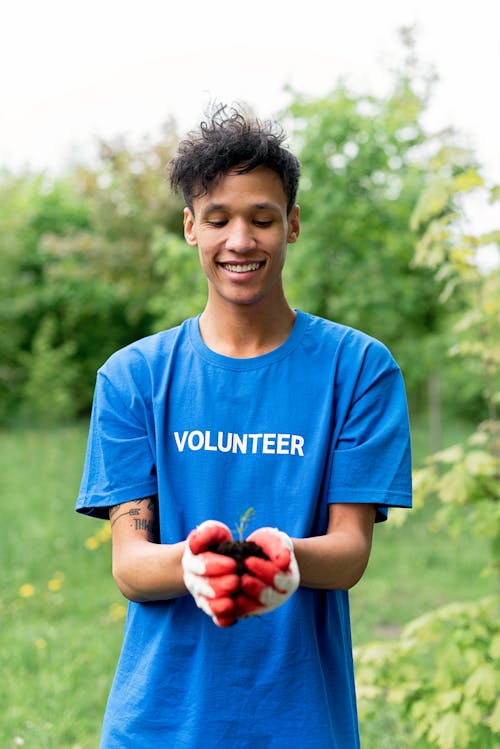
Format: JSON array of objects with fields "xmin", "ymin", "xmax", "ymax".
[
  {"xmin": 237, "ymin": 527, "xmax": 300, "ymax": 618},
  {"xmin": 182, "ymin": 520, "xmax": 240, "ymax": 627}
]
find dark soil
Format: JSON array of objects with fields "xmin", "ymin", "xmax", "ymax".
[{"xmin": 214, "ymin": 540, "xmax": 269, "ymax": 576}]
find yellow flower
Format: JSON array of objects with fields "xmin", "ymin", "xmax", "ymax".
[
  {"xmin": 19, "ymin": 583, "xmax": 35, "ymax": 598},
  {"xmin": 48, "ymin": 578, "xmax": 63, "ymax": 592},
  {"xmin": 35, "ymin": 638, "xmax": 47, "ymax": 650},
  {"xmin": 109, "ymin": 603, "xmax": 127, "ymax": 621},
  {"xmin": 85, "ymin": 522, "xmax": 112, "ymax": 550},
  {"xmin": 97, "ymin": 524, "xmax": 112, "ymax": 543}
]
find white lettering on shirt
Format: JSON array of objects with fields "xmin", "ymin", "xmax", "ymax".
[
  {"xmin": 173, "ymin": 430, "xmax": 305, "ymax": 456},
  {"xmin": 174, "ymin": 431, "xmax": 188, "ymax": 451},
  {"xmin": 262, "ymin": 433, "xmax": 276, "ymax": 454},
  {"xmin": 277, "ymin": 433, "xmax": 290, "ymax": 454},
  {"xmin": 187, "ymin": 430, "xmax": 204, "ymax": 450},
  {"xmin": 232, "ymin": 433, "xmax": 247, "ymax": 453},
  {"xmin": 290, "ymin": 434, "xmax": 305, "ymax": 456}
]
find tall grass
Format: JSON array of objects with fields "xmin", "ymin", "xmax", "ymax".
[{"xmin": 1, "ymin": 416, "xmax": 495, "ymax": 748}]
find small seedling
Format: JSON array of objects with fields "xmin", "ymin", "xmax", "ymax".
[
  {"xmin": 234, "ymin": 507, "xmax": 255, "ymax": 541},
  {"xmin": 214, "ymin": 508, "xmax": 268, "ymax": 576}
]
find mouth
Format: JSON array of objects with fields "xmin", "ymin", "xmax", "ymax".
[{"xmin": 218, "ymin": 261, "xmax": 265, "ymax": 273}]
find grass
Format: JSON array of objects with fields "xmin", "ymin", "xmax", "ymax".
[
  {"xmin": 1, "ymin": 414, "xmax": 496, "ymax": 748},
  {"xmin": 1, "ymin": 424, "xmax": 122, "ymax": 749}
]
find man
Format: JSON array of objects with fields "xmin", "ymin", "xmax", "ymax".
[{"xmin": 76, "ymin": 107, "xmax": 412, "ymax": 748}]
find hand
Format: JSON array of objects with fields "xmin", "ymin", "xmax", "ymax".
[
  {"xmin": 182, "ymin": 520, "xmax": 240, "ymax": 627},
  {"xmin": 237, "ymin": 527, "xmax": 300, "ymax": 618}
]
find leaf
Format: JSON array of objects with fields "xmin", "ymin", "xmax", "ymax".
[
  {"xmin": 464, "ymin": 450, "xmax": 497, "ymax": 476},
  {"xmin": 489, "ymin": 185, "xmax": 500, "ymax": 203},
  {"xmin": 436, "ymin": 688, "xmax": 462, "ymax": 710},
  {"xmin": 489, "ymin": 633, "xmax": 500, "ymax": 660},
  {"xmin": 478, "ymin": 229, "xmax": 500, "ymax": 246},
  {"xmin": 459, "ymin": 699, "xmax": 482, "ymax": 726},
  {"xmin": 451, "ymin": 170, "xmax": 484, "ymax": 193},
  {"xmin": 430, "ymin": 145, "xmax": 473, "ymax": 171},
  {"xmin": 437, "ymin": 469, "xmax": 470, "ymax": 505},
  {"xmin": 464, "ymin": 664, "xmax": 498, "ymax": 703},
  {"xmin": 486, "ymin": 698, "xmax": 500, "ymax": 732},
  {"xmin": 387, "ymin": 686, "xmax": 412, "ymax": 704},
  {"xmin": 427, "ymin": 712, "xmax": 469, "ymax": 749},
  {"xmin": 432, "ymin": 444, "xmax": 464, "ymax": 464},
  {"xmin": 411, "ymin": 178, "xmax": 450, "ymax": 229}
]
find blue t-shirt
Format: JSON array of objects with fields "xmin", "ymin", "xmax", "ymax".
[{"xmin": 76, "ymin": 310, "xmax": 412, "ymax": 748}]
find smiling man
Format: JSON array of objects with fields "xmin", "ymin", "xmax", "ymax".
[{"xmin": 76, "ymin": 106, "xmax": 412, "ymax": 748}]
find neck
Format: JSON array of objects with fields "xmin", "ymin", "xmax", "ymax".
[{"xmin": 199, "ymin": 294, "xmax": 296, "ymax": 358}]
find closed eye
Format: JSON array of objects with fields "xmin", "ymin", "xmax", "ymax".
[{"xmin": 253, "ymin": 220, "xmax": 272, "ymax": 227}]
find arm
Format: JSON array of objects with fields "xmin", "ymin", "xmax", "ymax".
[
  {"xmin": 293, "ymin": 503, "xmax": 376, "ymax": 590},
  {"xmin": 238, "ymin": 503, "xmax": 375, "ymax": 618},
  {"xmin": 109, "ymin": 497, "xmax": 187, "ymax": 603},
  {"xmin": 110, "ymin": 499, "xmax": 374, "ymax": 608}
]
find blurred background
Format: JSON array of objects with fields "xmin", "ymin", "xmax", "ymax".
[{"xmin": 1, "ymin": 2, "xmax": 498, "ymax": 747}]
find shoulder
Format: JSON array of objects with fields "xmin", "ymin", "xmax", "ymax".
[
  {"xmin": 99, "ymin": 320, "xmax": 190, "ymax": 381},
  {"xmin": 299, "ymin": 311, "xmax": 399, "ymax": 372},
  {"xmin": 93, "ymin": 320, "xmax": 193, "ymax": 409}
]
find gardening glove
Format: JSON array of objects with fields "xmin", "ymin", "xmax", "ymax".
[
  {"xmin": 237, "ymin": 527, "xmax": 300, "ymax": 617},
  {"xmin": 182, "ymin": 520, "xmax": 240, "ymax": 627}
]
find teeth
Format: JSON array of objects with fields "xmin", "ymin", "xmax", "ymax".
[{"xmin": 224, "ymin": 262, "xmax": 261, "ymax": 273}]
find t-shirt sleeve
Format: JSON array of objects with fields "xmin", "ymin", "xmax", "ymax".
[
  {"xmin": 327, "ymin": 336, "xmax": 412, "ymax": 522},
  {"xmin": 75, "ymin": 359, "xmax": 158, "ymax": 519}
]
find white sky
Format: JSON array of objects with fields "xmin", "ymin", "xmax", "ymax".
[{"xmin": 1, "ymin": 0, "xmax": 499, "ymax": 241}]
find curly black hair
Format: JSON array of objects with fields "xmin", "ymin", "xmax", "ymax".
[{"xmin": 169, "ymin": 105, "xmax": 300, "ymax": 215}]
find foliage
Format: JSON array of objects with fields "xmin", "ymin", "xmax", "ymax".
[
  {"xmin": 413, "ymin": 420, "xmax": 499, "ymax": 561},
  {"xmin": 148, "ymin": 229, "xmax": 207, "ymax": 331},
  {"xmin": 281, "ymin": 34, "xmax": 467, "ymax": 407},
  {"xmin": 0, "ymin": 172, "xmax": 91, "ymax": 422},
  {"xmin": 19, "ymin": 316, "xmax": 79, "ymax": 423},
  {"xmin": 355, "ymin": 596, "xmax": 499, "ymax": 749},
  {"xmin": 355, "ymin": 156, "xmax": 500, "ymax": 748},
  {"xmin": 0, "ymin": 124, "xmax": 184, "ymax": 424}
]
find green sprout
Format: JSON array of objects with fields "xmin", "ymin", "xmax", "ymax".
[{"xmin": 235, "ymin": 507, "xmax": 255, "ymax": 541}]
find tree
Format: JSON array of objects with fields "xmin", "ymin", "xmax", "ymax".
[
  {"xmin": 0, "ymin": 171, "xmax": 91, "ymax": 421},
  {"xmin": 0, "ymin": 122, "xmax": 184, "ymax": 422},
  {"xmin": 281, "ymin": 30, "xmax": 474, "ymax": 424},
  {"xmin": 354, "ymin": 158, "xmax": 500, "ymax": 749}
]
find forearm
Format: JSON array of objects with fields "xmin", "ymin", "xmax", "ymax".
[
  {"xmin": 293, "ymin": 504, "xmax": 376, "ymax": 590},
  {"xmin": 109, "ymin": 498, "xmax": 187, "ymax": 603},
  {"xmin": 112, "ymin": 538, "xmax": 187, "ymax": 602},
  {"xmin": 293, "ymin": 532, "xmax": 370, "ymax": 590}
]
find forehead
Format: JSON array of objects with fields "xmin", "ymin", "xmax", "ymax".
[{"xmin": 195, "ymin": 166, "xmax": 288, "ymax": 213}]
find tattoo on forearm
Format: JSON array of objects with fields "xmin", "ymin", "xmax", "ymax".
[
  {"xmin": 135, "ymin": 519, "xmax": 155, "ymax": 534},
  {"xmin": 110, "ymin": 508, "xmax": 140, "ymax": 527},
  {"xmin": 109, "ymin": 496, "xmax": 158, "ymax": 542}
]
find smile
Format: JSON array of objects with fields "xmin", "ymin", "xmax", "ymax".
[{"xmin": 219, "ymin": 261, "xmax": 265, "ymax": 273}]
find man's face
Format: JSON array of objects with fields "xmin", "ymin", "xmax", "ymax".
[{"xmin": 183, "ymin": 166, "xmax": 300, "ymax": 309}]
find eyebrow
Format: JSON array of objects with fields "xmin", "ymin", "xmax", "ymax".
[{"xmin": 201, "ymin": 201, "xmax": 281, "ymax": 214}]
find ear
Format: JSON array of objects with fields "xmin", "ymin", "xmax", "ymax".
[
  {"xmin": 287, "ymin": 205, "xmax": 300, "ymax": 244},
  {"xmin": 183, "ymin": 207, "xmax": 198, "ymax": 246}
]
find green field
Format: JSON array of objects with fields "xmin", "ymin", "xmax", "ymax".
[{"xmin": 1, "ymin": 418, "xmax": 495, "ymax": 748}]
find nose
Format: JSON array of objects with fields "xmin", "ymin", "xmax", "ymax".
[{"xmin": 225, "ymin": 218, "xmax": 256, "ymax": 253}]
